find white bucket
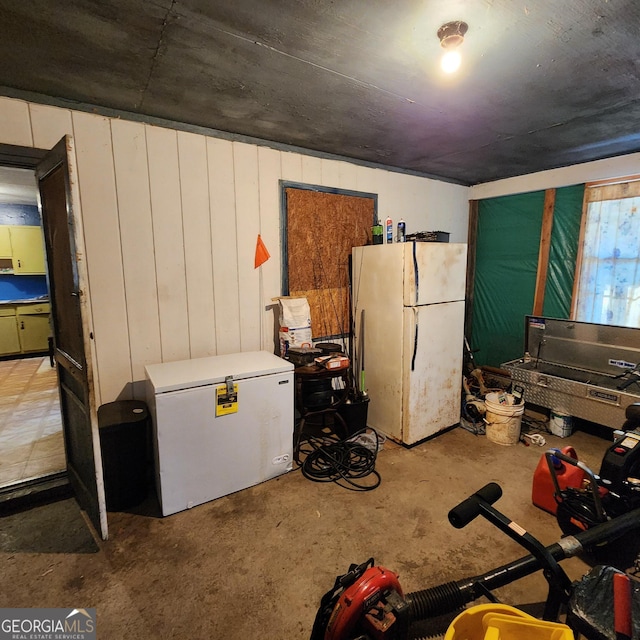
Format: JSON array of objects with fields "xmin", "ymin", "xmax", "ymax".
[
  {"xmin": 484, "ymin": 392, "xmax": 525, "ymax": 446},
  {"xmin": 550, "ymin": 410, "xmax": 573, "ymax": 438}
]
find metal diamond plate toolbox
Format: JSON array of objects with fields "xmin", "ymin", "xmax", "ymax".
[{"xmin": 503, "ymin": 359, "xmax": 640, "ymax": 428}]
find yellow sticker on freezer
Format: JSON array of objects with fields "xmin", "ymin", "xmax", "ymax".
[{"xmin": 216, "ymin": 383, "xmax": 238, "ymax": 416}]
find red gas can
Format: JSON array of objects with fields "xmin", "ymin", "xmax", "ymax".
[{"xmin": 532, "ymin": 446, "xmax": 586, "ymax": 515}]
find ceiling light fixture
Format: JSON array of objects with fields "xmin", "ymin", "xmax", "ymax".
[{"xmin": 437, "ymin": 20, "xmax": 468, "ymax": 74}]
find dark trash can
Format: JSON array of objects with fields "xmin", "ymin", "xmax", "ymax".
[
  {"xmin": 338, "ymin": 396, "xmax": 370, "ymax": 437},
  {"xmin": 98, "ymin": 400, "xmax": 150, "ymax": 511}
]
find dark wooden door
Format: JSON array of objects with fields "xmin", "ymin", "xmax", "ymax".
[{"xmin": 36, "ymin": 137, "xmax": 106, "ymax": 539}]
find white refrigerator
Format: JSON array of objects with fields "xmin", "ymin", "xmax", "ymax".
[
  {"xmin": 145, "ymin": 351, "xmax": 294, "ymax": 516},
  {"xmin": 352, "ymin": 242, "xmax": 467, "ymax": 445}
]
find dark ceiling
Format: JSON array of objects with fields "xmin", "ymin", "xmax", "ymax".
[{"xmin": 2, "ymin": 0, "xmax": 640, "ymax": 185}]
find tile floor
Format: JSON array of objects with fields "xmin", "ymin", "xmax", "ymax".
[{"xmin": 0, "ymin": 356, "xmax": 65, "ymax": 488}]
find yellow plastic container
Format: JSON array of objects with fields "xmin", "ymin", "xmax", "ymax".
[
  {"xmin": 445, "ymin": 604, "xmax": 533, "ymax": 640},
  {"xmin": 445, "ymin": 604, "xmax": 574, "ymax": 640},
  {"xmin": 483, "ymin": 613, "xmax": 573, "ymax": 639}
]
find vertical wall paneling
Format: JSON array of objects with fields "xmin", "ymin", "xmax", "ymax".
[
  {"xmin": 429, "ymin": 181, "xmax": 471, "ymax": 243},
  {"xmin": 281, "ymin": 151, "xmax": 303, "ymax": 183},
  {"xmin": 257, "ymin": 146, "xmax": 282, "ymax": 351},
  {"xmin": 206, "ymin": 137, "xmax": 241, "ymax": 354},
  {"xmin": 28, "ymin": 104, "xmax": 73, "ymax": 150},
  {"xmin": 0, "ymin": 98, "xmax": 33, "ymax": 147},
  {"xmin": 358, "ymin": 167, "xmax": 387, "ymax": 221},
  {"xmin": 320, "ymin": 158, "xmax": 340, "ymax": 187},
  {"xmin": 111, "ymin": 119, "xmax": 162, "ymax": 386},
  {"xmin": 145, "ymin": 125, "xmax": 190, "ymax": 363},
  {"xmin": 177, "ymin": 131, "xmax": 217, "ymax": 358},
  {"xmin": 0, "ymin": 97, "xmax": 475, "ymax": 404},
  {"xmin": 354, "ymin": 165, "xmax": 377, "ymax": 198},
  {"xmin": 377, "ymin": 170, "xmax": 393, "ymax": 221},
  {"xmin": 301, "ymin": 155, "xmax": 322, "ymax": 185},
  {"xmin": 72, "ymin": 111, "xmax": 131, "ymax": 402},
  {"xmin": 384, "ymin": 171, "xmax": 402, "ymax": 215},
  {"xmin": 407, "ymin": 176, "xmax": 427, "ymax": 220},
  {"xmin": 405, "ymin": 174, "xmax": 424, "ymax": 218},
  {"xmin": 233, "ymin": 142, "xmax": 262, "ymax": 351},
  {"xmin": 338, "ymin": 160, "xmax": 358, "ymax": 189},
  {"xmin": 411, "ymin": 178, "xmax": 435, "ymax": 237},
  {"xmin": 393, "ymin": 173, "xmax": 414, "ymax": 232}
]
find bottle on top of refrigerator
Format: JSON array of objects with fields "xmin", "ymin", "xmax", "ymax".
[
  {"xmin": 385, "ymin": 217, "xmax": 393, "ymax": 243},
  {"xmin": 397, "ymin": 219, "xmax": 406, "ymax": 243}
]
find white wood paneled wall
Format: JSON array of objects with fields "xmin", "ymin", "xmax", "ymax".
[{"xmin": 0, "ymin": 96, "xmax": 470, "ymax": 404}]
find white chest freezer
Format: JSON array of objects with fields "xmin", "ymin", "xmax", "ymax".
[{"xmin": 145, "ymin": 351, "xmax": 294, "ymax": 516}]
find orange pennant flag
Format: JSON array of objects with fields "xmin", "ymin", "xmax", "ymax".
[{"xmin": 254, "ymin": 234, "xmax": 271, "ymax": 268}]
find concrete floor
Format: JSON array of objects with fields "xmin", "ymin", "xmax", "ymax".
[{"xmin": 0, "ymin": 423, "xmax": 628, "ymax": 638}]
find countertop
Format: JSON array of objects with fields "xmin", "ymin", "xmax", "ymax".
[{"xmin": 0, "ymin": 297, "xmax": 49, "ymax": 306}]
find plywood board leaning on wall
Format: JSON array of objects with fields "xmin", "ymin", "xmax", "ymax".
[{"xmin": 284, "ymin": 188, "xmax": 374, "ymax": 339}]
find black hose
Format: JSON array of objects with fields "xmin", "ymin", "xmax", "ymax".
[
  {"xmin": 569, "ymin": 506, "xmax": 640, "ymax": 549},
  {"xmin": 402, "ymin": 507, "xmax": 640, "ymax": 625},
  {"xmin": 406, "ymin": 581, "xmax": 466, "ymax": 620},
  {"xmin": 298, "ymin": 429, "xmax": 382, "ymax": 491}
]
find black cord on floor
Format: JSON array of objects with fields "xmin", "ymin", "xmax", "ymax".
[{"xmin": 296, "ymin": 428, "xmax": 382, "ymax": 491}]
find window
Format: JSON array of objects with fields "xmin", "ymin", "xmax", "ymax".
[{"xmin": 573, "ymin": 179, "xmax": 640, "ymax": 327}]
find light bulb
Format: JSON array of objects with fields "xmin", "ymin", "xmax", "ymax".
[{"xmin": 441, "ymin": 49, "xmax": 461, "ymax": 74}]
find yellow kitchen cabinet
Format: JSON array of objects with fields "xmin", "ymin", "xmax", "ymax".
[
  {"xmin": 9, "ymin": 225, "xmax": 46, "ymax": 275},
  {"xmin": 16, "ymin": 303, "xmax": 51, "ymax": 353},
  {"xmin": 0, "ymin": 226, "xmax": 11, "ymax": 257},
  {"xmin": 0, "ymin": 307, "xmax": 21, "ymax": 356},
  {"xmin": 0, "ymin": 227, "xmax": 12, "ymax": 274}
]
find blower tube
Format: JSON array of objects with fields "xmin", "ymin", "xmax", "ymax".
[
  {"xmin": 404, "ymin": 506, "xmax": 640, "ymax": 626},
  {"xmin": 406, "ymin": 581, "xmax": 466, "ymax": 620}
]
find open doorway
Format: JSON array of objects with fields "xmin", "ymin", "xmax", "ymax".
[
  {"xmin": 0, "ymin": 139, "xmax": 106, "ymax": 539},
  {"xmin": 0, "ymin": 166, "xmax": 65, "ymax": 492}
]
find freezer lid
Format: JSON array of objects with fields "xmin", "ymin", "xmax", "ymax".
[
  {"xmin": 145, "ymin": 350, "xmax": 293, "ymax": 393},
  {"xmin": 403, "ymin": 242, "xmax": 467, "ymax": 305}
]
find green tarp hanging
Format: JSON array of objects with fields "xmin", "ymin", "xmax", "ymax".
[
  {"xmin": 471, "ymin": 192, "xmax": 543, "ymax": 368},
  {"xmin": 471, "ymin": 185, "xmax": 584, "ymax": 368},
  {"xmin": 543, "ymin": 184, "xmax": 585, "ymax": 319}
]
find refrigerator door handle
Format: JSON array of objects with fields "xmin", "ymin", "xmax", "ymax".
[
  {"xmin": 411, "ymin": 307, "xmax": 419, "ymax": 371},
  {"xmin": 412, "ymin": 240, "xmax": 419, "ymax": 306}
]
